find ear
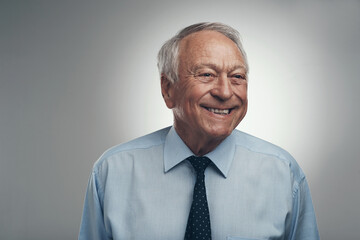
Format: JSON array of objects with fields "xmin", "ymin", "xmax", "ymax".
[{"xmin": 161, "ymin": 74, "xmax": 176, "ymax": 109}]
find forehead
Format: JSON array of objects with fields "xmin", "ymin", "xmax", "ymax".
[{"xmin": 178, "ymin": 30, "xmax": 245, "ymax": 67}]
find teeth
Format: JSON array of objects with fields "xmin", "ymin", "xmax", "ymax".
[{"xmin": 207, "ymin": 108, "xmax": 230, "ymax": 115}]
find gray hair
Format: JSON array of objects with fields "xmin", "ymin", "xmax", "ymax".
[{"xmin": 157, "ymin": 22, "xmax": 248, "ymax": 83}]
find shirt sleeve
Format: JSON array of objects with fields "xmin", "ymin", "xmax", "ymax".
[
  {"xmin": 288, "ymin": 177, "xmax": 320, "ymax": 240},
  {"xmin": 78, "ymin": 170, "xmax": 110, "ymax": 240}
]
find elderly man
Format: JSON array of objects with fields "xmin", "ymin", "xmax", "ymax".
[{"xmin": 79, "ymin": 23, "xmax": 319, "ymax": 240}]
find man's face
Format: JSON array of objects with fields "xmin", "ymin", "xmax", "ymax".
[{"xmin": 162, "ymin": 30, "xmax": 248, "ymax": 144}]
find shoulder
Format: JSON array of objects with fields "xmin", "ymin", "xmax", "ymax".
[
  {"xmin": 92, "ymin": 126, "xmax": 170, "ymax": 172},
  {"xmin": 232, "ymin": 129, "xmax": 305, "ymax": 181}
]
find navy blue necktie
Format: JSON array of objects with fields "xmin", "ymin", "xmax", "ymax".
[{"xmin": 184, "ymin": 156, "xmax": 212, "ymax": 240}]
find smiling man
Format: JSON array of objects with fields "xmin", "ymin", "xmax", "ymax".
[
  {"xmin": 161, "ymin": 30, "xmax": 248, "ymax": 157},
  {"xmin": 79, "ymin": 23, "xmax": 319, "ymax": 240}
]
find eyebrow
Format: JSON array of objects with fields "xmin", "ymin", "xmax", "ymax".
[{"xmin": 192, "ymin": 63, "xmax": 247, "ymax": 73}]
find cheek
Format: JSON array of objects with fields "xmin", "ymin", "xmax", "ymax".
[
  {"xmin": 173, "ymin": 93, "xmax": 193, "ymax": 116},
  {"xmin": 234, "ymin": 85, "xmax": 248, "ymax": 100},
  {"xmin": 181, "ymin": 87, "xmax": 203, "ymax": 106},
  {"xmin": 174, "ymin": 81, "xmax": 209, "ymax": 112}
]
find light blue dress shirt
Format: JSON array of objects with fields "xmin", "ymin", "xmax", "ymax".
[{"xmin": 79, "ymin": 126, "xmax": 319, "ymax": 240}]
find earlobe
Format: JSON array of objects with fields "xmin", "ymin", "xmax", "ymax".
[{"xmin": 161, "ymin": 74, "xmax": 175, "ymax": 109}]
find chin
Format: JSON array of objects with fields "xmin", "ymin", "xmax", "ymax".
[{"xmin": 204, "ymin": 127, "xmax": 233, "ymax": 140}]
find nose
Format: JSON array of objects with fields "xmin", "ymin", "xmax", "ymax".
[{"xmin": 210, "ymin": 74, "xmax": 233, "ymax": 101}]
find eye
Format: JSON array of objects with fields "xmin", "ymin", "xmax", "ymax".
[
  {"xmin": 233, "ymin": 74, "xmax": 245, "ymax": 79},
  {"xmin": 196, "ymin": 72, "xmax": 215, "ymax": 82},
  {"xmin": 231, "ymin": 74, "xmax": 247, "ymax": 85},
  {"xmin": 202, "ymin": 73, "xmax": 213, "ymax": 77}
]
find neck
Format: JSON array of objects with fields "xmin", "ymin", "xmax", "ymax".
[{"xmin": 174, "ymin": 125, "xmax": 226, "ymax": 156}]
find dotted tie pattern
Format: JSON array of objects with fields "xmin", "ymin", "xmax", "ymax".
[{"xmin": 184, "ymin": 156, "xmax": 212, "ymax": 240}]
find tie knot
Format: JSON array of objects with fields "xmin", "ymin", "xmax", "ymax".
[{"xmin": 187, "ymin": 156, "xmax": 211, "ymax": 174}]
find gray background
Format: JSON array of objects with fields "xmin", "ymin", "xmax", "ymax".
[{"xmin": 1, "ymin": 0, "xmax": 359, "ymax": 239}]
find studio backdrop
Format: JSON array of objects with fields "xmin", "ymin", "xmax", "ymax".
[{"xmin": 1, "ymin": 1, "xmax": 359, "ymax": 239}]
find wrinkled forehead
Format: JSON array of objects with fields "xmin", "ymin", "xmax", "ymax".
[
  {"xmin": 179, "ymin": 30, "xmax": 238, "ymax": 51},
  {"xmin": 178, "ymin": 30, "xmax": 246, "ymax": 69}
]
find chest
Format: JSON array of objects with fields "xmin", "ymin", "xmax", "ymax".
[{"xmin": 102, "ymin": 160, "xmax": 292, "ymax": 240}]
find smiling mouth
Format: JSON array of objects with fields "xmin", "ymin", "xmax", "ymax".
[{"xmin": 205, "ymin": 107, "xmax": 232, "ymax": 115}]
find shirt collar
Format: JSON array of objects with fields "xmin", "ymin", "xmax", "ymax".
[{"xmin": 164, "ymin": 126, "xmax": 236, "ymax": 178}]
